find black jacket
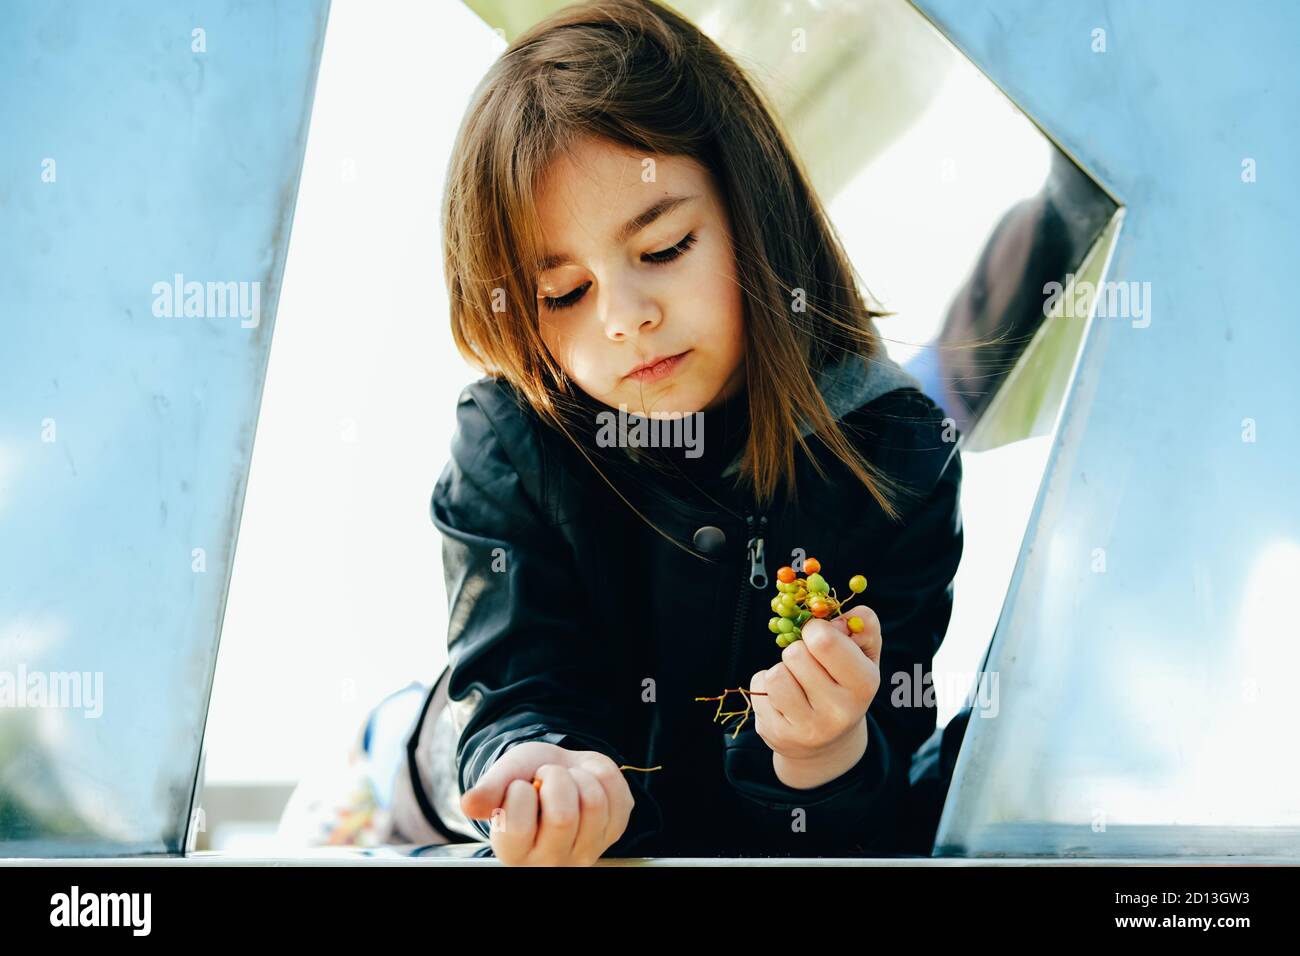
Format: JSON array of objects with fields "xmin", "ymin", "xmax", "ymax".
[{"xmin": 408, "ymin": 350, "xmax": 964, "ymax": 858}]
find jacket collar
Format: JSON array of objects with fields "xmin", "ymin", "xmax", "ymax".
[{"xmin": 719, "ymin": 345, "xmax": 922, "ymax": 478}]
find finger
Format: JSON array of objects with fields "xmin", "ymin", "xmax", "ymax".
[
  {"xmin": 567, "ymin": 766, "xmax": 612, "ymax": 862},
  {"xmin": 798, "ymin": 618, "xmax": 876, "ymax": 698},
  {"xmin": 764, "ymin": 660, "xmax": 813, "ymax": 722},
  {"xmin": 748, "ymin": 669, "xmax": 788, "ymax": 730},
  {"xmin": 838, "ymin": 605, "xmax": 883, "ymax": 667},
  {"xmin": 575, "ymin": 756, "xmax": 635, "ymax": 840},
  {"xmin": 825, "ymin": 615, "xmax": 851, "ymax": 637},
  {"xmin": 795, "ymin": 621, "xmax": 868, "ymax": 681},
  {"xmin": 531, "ymin": 763, "xmax": 581, "ymax": 864},
  {"xmin": 491, "ymin": 778, "xmax": 539, "ymax": 865},
  {"xmin": 780, "ymin": 632, "xmax": 839, "ymax": 708},
  {"xmin": 461, "ymin": 743, "xmax": 542, "ymax": 821}
]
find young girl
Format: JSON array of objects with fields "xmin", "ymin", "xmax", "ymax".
[{"xmin": 395, "ymin": 0, "xmax": 964, "ymax": 863}]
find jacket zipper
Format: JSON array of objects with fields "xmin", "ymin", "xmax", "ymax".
[{"xmin": 724, "ymin": 512, "xmax": 768, "ymax": 687}]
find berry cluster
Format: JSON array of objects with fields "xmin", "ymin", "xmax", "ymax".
[{"xmin": 766, "ymin": 557, "xmax": 868, "ymax": 648}]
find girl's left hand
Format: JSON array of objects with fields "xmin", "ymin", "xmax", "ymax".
[{"xmin": 748, "ymin": 605, "xmax": 882, "ymax": 763}]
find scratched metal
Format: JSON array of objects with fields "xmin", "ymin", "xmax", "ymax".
[
  {"xmin": 913, "ymin": 0, "xmax": 1300, "ymax": 857},
  {"xmin": 0, "ymin": 1, "xmax": 329, "ymax": 855}
]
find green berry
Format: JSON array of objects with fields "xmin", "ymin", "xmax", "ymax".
[
  {"xmin": 776, "ymin": 618, "xmax": 794, "ymax": 634},
  {"xmin": 768, "ymin": 617, "xmax": 783, "ymax": 634}
]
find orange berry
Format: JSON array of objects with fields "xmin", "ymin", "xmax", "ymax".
[
  {"xmin": 809, "ymin": 597, "xmax": 831, "ymax": 618},
  {"xmin": 777, "ymin": 566, "xmax": 796, "ymax": 584},
  {"xmin": 532, "ymin": 776, "xmax": 542, "ymax": 791},
  {"xmin": 803, "ymin": 557, "xmax": 821, "ymax": 575}
]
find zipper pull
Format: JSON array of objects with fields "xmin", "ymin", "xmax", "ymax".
[{"xmin": 748, "ymin": 514, "xmax": 768, "ymax": 589}]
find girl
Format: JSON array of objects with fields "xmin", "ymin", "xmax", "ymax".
[{"xmin": 395, "ymin": 0, "xmax": 964, "ymax": 864}]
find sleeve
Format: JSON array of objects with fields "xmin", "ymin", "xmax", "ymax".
[
  {"xmin": 720, "ymin": 400, "xmax": 964, "ymax": 855},
  {"xmin": 430, "ymin": 385, "xmax": 664, "ymax": 855}
]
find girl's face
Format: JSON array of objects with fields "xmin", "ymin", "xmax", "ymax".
[{"xmin": 533, "ymin": 136, "xmax": 747, "ymax": 417}]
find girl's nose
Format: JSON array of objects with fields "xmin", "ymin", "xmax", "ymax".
[{"xmin": 600, "ymin": 284, "xmax": 661, "ymax": 341}]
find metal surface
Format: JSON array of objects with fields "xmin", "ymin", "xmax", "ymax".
[
  {"xmin": 913, "ymin": 0, "xmax": 1300, "ymax": 856},
  {"xmin": 0, "ymin": 1, "xmax": 329, "ymax": 856}
]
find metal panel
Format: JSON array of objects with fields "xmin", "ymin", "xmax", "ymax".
[
  {"xmin": 0, "ymin": 1, "xmax": 329, "ymax": 855},
  {"xmin": 913, "ymin": 0, "xmax": 1300, "ymax": 856}
]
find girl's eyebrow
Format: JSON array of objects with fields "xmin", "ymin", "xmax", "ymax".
[{"xmin": 538, "ymin": 193, "xmax": 699, "ymax": 272}]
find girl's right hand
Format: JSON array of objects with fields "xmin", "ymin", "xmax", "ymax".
[{"xmin": 459, "ymin": 741, "xmax": 634, "ymax": 866}]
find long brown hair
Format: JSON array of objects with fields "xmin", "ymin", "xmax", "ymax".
[{"xmin": 442, "ymin": 0, "xmax": 913, "ymax": 526}]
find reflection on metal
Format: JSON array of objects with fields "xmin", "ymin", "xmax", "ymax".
[
  {"xmin": 962, "ymin": 210, "xmax": 1125, "ymax": 453},
  {"xmin": 916, "ymin": 0, "xmax": 1300, "ymax": 856},
  {"xmin": 920, "ymin": 148, "xmax": 1118, "ymax": 440},
  {"xmin": 0, "ymin": 1, "xmax": 329, "ymax": 855}
]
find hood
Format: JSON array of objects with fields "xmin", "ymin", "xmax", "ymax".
[{"xmin": 720, "ymin": 343, "xmax": 923, "ymax": 478}]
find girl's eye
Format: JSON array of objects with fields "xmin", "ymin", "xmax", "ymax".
[
  {"xmin": 643, "ymin": 231, "xmax": 697, "ymax": 265},
  {"xmin": 539, "ymin": 232, "xmax": 696, "ymax": 312},
  {"xmin": 541, "ymin": 281, "xmax": 591, "ymax": 312}
]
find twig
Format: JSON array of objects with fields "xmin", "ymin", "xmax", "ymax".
[{"xmin": 694, "ymin": 687, "xmax": 769, "ymax": 739}]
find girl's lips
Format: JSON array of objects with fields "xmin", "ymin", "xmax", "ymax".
[{"xmin": 625, "ymin": 350, "xmax": 690, "ymax": 384}]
